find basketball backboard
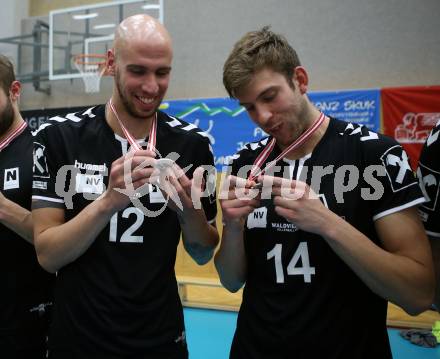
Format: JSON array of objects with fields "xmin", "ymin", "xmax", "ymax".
[{"xmin": 49, "ymin": 0, "xmax": 163, "ymax": 81}]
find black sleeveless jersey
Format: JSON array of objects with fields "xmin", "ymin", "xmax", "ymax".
[
  {"xmin": 418, "ymin": 119, "xmax": 440, "ymax": 238},
  {"xmin": 32, "ymin": 105, "xmax": 217, "ymax": 356},
  {"xmin": 0, "ymin": 126, "xmax": 54, "ymax": 351},
  {"xmin": 229, "ymin": 118, "xmax": 424, "ymax": 359}
]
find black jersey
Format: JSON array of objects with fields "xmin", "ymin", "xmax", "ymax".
[
  {"xmin": 418, "ymin": 119, "xmax": 440, "ymax": 238},
  {"xmin": 0, "ymin": 126, "xmax": 54, "ymax": 355},
  {"xmin": 229, "ymin": 118, "xmax": 424, "ymax": 359},
  {"xmin": 32, "ymin": 105, "xmax": 217, "ymax": 357}
]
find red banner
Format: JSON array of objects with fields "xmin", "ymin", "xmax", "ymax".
[{"xmin": 382, "ymin": 86, "xmax": 440, "ymax": 169}]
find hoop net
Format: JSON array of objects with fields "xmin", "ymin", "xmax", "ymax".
[{"xmin": 73, "ymin": 54, "xmax": 107, "ymax": 93}]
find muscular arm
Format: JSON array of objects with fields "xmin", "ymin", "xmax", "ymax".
[
  {"xmin": 165, "ymin": 166, "xmax": 219, "ymax": 265},
  {"xmin": 214, "ymin": 219, "xmax": 247, "ymax": 292},
  {"xmin": 0, "ymin": 193, "xmax": 33, "ymax": 244},
  {"xmin": 179, "ymin": 210, "xmax": 218, "ymax": 265},
  {"xmin": 321, "ymin": 207, "xmax": 434, "ymax": 315},
  {"xmin": 33, "ymin": 199, "xmax": 115, "ymax": 273},
  {"xmin": 214, "ymin": 175, "xmax": 260, "ymax": 292},
  {"xmin": 33, "ymin": 150, "xmax": 154, "ymax": 273},
  {"xmin": 274, "ymin": 180, "xmax": 433, "ymax": 317}
]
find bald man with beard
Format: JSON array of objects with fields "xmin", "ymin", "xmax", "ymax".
[{"xmin": 31, "ymin": 15, "xmax": 218, "ymax": 358}]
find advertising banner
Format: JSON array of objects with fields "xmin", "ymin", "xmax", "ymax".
[
  {"xmin": 163, "ymin": 89, "xmax": 381, "ymax": 170},
  {"xmin": 382, "ymin": 86, "xmax": 440, "ymax": 169}
]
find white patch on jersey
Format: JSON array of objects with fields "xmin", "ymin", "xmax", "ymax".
[
  {"xmin": 271, "ymin": 222, "xmax": 298, "ymax": 232},
  {"xmin": 418, "ymin": 164, "xmax": 440, "ymax": 212},
  {"xmin": 427, "ymin": 128, "xmax": 440, "ymax": 147},
  {"xmin": 33, "ymin": 180, "xmax": 47, "ymax": 190},
  {"xmin": 31, "ymin": 122, "xmax": 52, "ymax": 136},
  {"xmin": 250, "ymin": 142, "xmax": 261, "ymax": 150},
  {"xmin": 181, "ymin": 123, "xmax": 198, "ymax": 132},
  {"xmin": 148, "ymin": 183, "xmax": 167, "ymax": 203},
  {"xmin": 247, "ymin": 206, "xmax": 267, "ymax": 229},
  {"xmin": 81, "ymin": 107, "xmax": 96, "ymax": 118},
  {"xmin": 3, "ymin": 167, "xmax": 19, "ymax": 190},
  {"xmin": 75, "ymin": 173, "xmax": 104, "ymax": 194},
  {"xmin": 166, "ymin": 117, "xmax": 182, "ymax": 127},
  {"xmin": 360, "ymin": 131, "xmax": 379, "ymax": 141},
  {"xmin": 380, "ymin": 145, "xmax": 414, "ymax": 192},
  {"xmin": 33, "ymin": 142, "xmax": 50, "ymax": 178},
  {"xmin": 340, "ymin": 123, "xmax": 378, "ymax": 141},
  {"xmin": 223, "ymin": 153, "xmax": 240, "ymax": 165}
]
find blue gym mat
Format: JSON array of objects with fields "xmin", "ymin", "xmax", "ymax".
[{"xmin": 184, "ymin": 307, "xmax": 440, "ymax": 359}]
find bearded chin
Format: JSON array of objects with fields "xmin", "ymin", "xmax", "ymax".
[
  {"xmin": 115, "ymin": 72, "xmax": 156, "ymax": 120},
  {"xmin": 0, "ymin": 100, "xmax": 14, "ymax": 137}
]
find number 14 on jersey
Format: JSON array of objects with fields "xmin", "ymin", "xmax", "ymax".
[{"xmin": 267, "ymin": 242, "xmax": 315, "ymax": 283}]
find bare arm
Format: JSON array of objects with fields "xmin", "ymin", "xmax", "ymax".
[
  {"xmin": 33, "ymin": 201, "xmax": 114, "ymax": 273},
  {"xmin": 33, "ymin": 150, "xmax": 155, "ymax": 273},
  {"xmin": 214, "ymin": 219, "xmax": 248, "ymax": 292},
  {"xmin": 179, "ymin": 210, "xmax": 218, "ymax": 265},
  {"xmin": 162, "ymin": 166, "xmax": 219, "ymax": 265},
  {"xmin": 323, "ymin": 207, "xmax": 433, "ymax": 315},
  {"xmin": 214, "ymin": 175, "xmax": 260, "ymax": 292},
  {"xmin": 272, "ymin": 177, "xmax": 434, "ymax": 315},
  {"xmin": 0, "ymin": 192, "xmax": 33, "ymax": 244}
]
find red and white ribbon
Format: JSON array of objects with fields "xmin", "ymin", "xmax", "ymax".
[
  {"xmin": 248, "ymin": 112, "xmax": 326, "ymax": 181},
  {"xmin": 0, "ymin": 121, "xmax": 27, "ymax": 152},
  {"xmin": 108, "ymin": 99, "xmax": 157, "ymax": 152}
]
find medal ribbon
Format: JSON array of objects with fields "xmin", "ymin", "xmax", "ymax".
[
  {"xmin": 248, "ymin": 112, "xmax": 326, "ymax": 181},
  {"xmin": 108, "ymin": 98, "xmax": 157, "ymax": 152},
  {"xmin": 0, "ymin": 121, "xmax": 27, "ymax": 152}
]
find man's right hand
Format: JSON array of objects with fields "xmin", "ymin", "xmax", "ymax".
[
  {"xmin": 219, "ymin": 175, "xmax": 261, "ymax": 227},
  {"xmin": 101, "ymin": 149, "xmax": 158, "ymax": 212}
]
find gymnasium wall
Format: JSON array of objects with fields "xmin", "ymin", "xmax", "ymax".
[
  {"xmin": 0, "ymin": 0, "xmax": 29, "ymax": 59},
  {"xmin": 10, "ymin": 0, "xmax": 440, "ymax": 110}
]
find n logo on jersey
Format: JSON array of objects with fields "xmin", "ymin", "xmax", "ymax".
[
  {"xmin": 418, "ymin": 165, "xmax": 440, "ymax": 212},
  {"xmin": 247, "ymin": 207, "xmax": 267, "ymax": 229},
  {"xmin": 33, "ymin": 142, "xmax": 49, "ymax": 178},
  {"xmin": 4, "ymin": 167, "xmax": 19, "ymax": 190},
  {"xmin": 380, "ymin": 145, "xmax": 414, "ymax": 192}
]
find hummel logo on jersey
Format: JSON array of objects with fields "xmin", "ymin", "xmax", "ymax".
[
  {"xmin": 74, "ymin": 159, "xmax": 108, "ymax": 173},
  {"xmin": 33, "ymin": 142, "xmax": 49, "ymax": 178},
  {"xmin": 4, "ymin": 167, "xmax": 19, "ymax": 190},
  {"xmin": 381, "ymin": 145, "xmax": 413, "ymax": 192},
  {"xmin": 247, "ymin": 207, "xmax": 267, "ymax": 229}
]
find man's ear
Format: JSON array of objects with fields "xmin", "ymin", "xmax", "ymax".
[
  {"xmin": 293, "ymin": 66, "xmax": 309, "ymax": 94},
  {"xmin": 9, "ymin": 80, "xmax": 21, "ymax": 101},
  {"xmin": 106, "ymin": 49, "xmax": 116, "ymax": 76}
]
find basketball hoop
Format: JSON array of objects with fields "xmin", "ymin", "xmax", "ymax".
[{"xmin": 73, "ymin": 54, "xmax": 107, "ymax": 93}]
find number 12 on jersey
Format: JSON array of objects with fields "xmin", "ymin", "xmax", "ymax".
[{"xmin": 267, "ymin": 242, "xmax": 315, "ymax": 283}]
